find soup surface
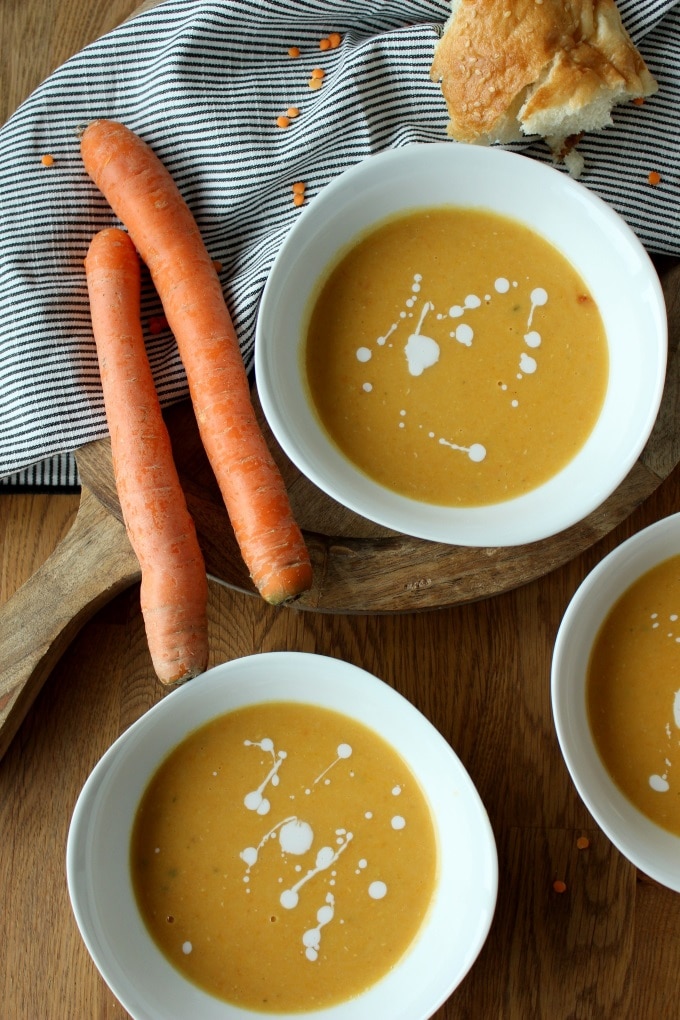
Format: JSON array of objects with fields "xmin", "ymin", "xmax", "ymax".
[
  {"xmin": 130, "ymin": 701, "xmax": 438, "ymax": 1012},
  {"xmin": 305, "ymin": 206, "xmax": 608, "ymax": 506},
  {"xmin": 587, "ymin": 554, "xmax": 680, "ymax": 836}
]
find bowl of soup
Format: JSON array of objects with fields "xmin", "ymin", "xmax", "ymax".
[
  {"xmin": 552, "ymin": 513, "xmax": 680, "ymax": 891},
  {"xmin": 255, "ymin": 143, "xmax": 666, "ymax": 546},
  {"xmin": 67, "ymin": 651, "xmax": 498, "ymax": 1019}
]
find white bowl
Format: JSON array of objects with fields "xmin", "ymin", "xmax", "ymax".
[
  {"xmin": 255, "ymin": 143, "xmax": 666, "ymax": 547},
  {"xmin": 552, "ymin": 513, "xmax": 680, "ymax": 891},
  {"xmin": 67, "ymin": 652, "xmax": 498, "ymax": 1019}
]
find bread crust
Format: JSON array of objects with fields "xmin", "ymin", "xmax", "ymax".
[{"xmin": 430, "ymin": 0, "xmax": 658, "ymax": 151}]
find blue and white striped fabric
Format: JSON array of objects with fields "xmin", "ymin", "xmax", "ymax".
[{"xmin": 0, "ymin": 0, "xmax": 678, "ymax": 487}]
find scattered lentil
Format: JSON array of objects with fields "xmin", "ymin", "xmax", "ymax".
[
  {"xmin": 648, "ymin": 170, "xmax": 661, "ymax": 185},
  {"xmin": 328, "ymin": 32, "xmax": 342, "ymax": 48},
  {"xmin": 311, "ymin": 67, "xmax": 326, "ymax": 79},
  {"xmin": 291, "ymin": 181, "xmax": 306, "ymax": 207},
  {"xmin": 319, "ymin": 37, "xmax": 331, "ymax": 51},
  {"xmin": 286, "ymin": 106, "xmax": 300, "ymax": 118},
  {"xmin": 287, "ymin": 46, "xmax": 300, "ymax": 58},
  {"xmin": 552, "ymin": 879, "xmax": 567, "ymax": 894},
  {"xmin": 276, "ymin": 115, "xmax": 291, "ymax": 129},
  {"xmin": 576, "ymin": 836, "xmax": 590, "ymax": 850},
  {"xmin": 148, "ymin": 314, "xmax": 169, "ymax": 335},
  {"xmin": 308, "ymin": 77, "xmax": 323, "ymax": 90},
  {"xmin": 40, "ymin": 154, "xmax": 54, "ymax": 167}
]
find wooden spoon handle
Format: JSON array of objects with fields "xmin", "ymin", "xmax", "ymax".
[{"xmin": 0, "ymin": 486, "xmax": 141, "ymax": 760}]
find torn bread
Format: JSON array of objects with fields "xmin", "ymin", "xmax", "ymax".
[{"xmin": 430, "ymin": 0, "xmax": 658, "ymax": 170}]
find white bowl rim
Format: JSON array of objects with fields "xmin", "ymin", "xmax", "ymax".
[
  {"xmin": 66, "ymin": 651, "xmax": 499, "ymax": 1020},
  {"xmin": 255, "ymin": 142, "xmax": 667, "ymax": 548},
  {"xmin": 551, "ymin": 512, "xmax": 680, "ymax": 892}
]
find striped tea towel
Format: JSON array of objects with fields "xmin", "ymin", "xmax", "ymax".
[{"xmin": 0, "ymin": 0, "xmax": 678, "ymax": 488}]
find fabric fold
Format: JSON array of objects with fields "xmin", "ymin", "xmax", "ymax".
[{"xmin": 0, "ymin": 0, "xmax": 678, "ymax": 485}]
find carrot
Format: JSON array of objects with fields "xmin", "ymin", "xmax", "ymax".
[
  {"xmin": 84, "ymin": 226, "xmax": 209, "ymax": 684},
  {"xmin": 80, "ymin": 120, "xmax": 313, "ymax": 605}
]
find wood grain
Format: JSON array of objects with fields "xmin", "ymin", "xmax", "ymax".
[{"xmin": 2, "ymin": 3, "xmax": 680, "ymax": 1020}]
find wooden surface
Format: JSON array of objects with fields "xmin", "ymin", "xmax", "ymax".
[{"xmin": 2, "ymin": 3, "xmax": 680, "ymax": 1019}]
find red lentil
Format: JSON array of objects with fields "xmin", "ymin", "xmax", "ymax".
[
  {"xmin": 648, "ymin": 171, "xmax": 661, "ymax": 185},
  {"xmin": 40, "ymin": 154, "xmax": 54, "ymax": 167},
  {"xmin": 148, "ymin": 314, "xmax": 169, "ymax": 335}
]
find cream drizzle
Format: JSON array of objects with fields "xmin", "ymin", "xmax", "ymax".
[{"xmin": 354, "ymin": 270, "xmax": 551, "ymax": 463}]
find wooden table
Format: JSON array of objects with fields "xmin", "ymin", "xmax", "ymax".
[{"xmin": 2, "ymin": 3, "xmax": 680, "ymax": 1018}]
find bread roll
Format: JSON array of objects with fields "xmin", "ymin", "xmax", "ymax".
[{"xmin": 430, "ymin": 0, "xmax": 658, "ymax": 172}]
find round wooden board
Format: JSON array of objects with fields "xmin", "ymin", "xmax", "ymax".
[{"xmin": 77, "ymin": 256, "xmax": 680, "ymax": 615}]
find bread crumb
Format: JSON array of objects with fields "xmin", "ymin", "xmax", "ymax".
[{"xmin": 563, "ymin": 149, "xmax": 585, "ymax": 178}]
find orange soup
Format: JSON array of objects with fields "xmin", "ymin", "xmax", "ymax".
[
  {"xmin": 305, "ymin": 206, "xmax": 608, "ymax": 506},
  {"xmin": 587, "ymin": 554, "xmax": 680, "ymax": 836},
  {"xmin": 130, "ymin": 702, "xmax": 438, "ymax": 1012}
]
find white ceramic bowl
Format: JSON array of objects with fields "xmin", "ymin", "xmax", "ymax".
[
  {"xmin": 552, "ymin": 513, "xmax": 680, "ymax": 891},
  {"xmin": 67, "ymin": 652, "xmax": 498, "ymax": 1020},
  {"xmin": 255, "ymin": 143, "xmax": 667, "ymax": 546}
]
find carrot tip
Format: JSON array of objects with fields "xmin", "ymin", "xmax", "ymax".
[{"xmin": 257, "ymin": 562, "xmax": 313, "ymax": 605}]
